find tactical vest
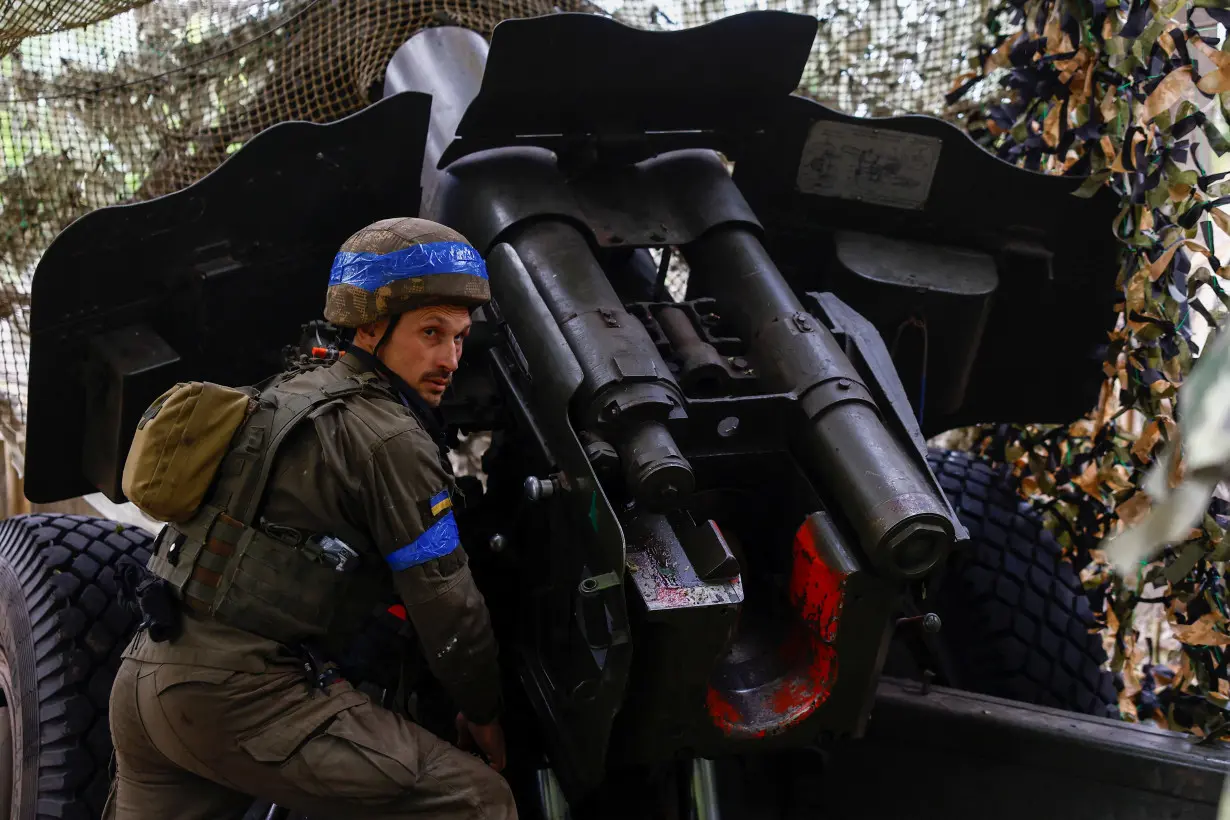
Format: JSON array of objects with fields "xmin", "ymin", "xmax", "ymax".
[{"xmin": 145, "ymin": 371, "xmax": 392, "ymax": 646}]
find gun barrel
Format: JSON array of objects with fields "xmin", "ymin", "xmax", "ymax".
[
  {"xmin": 510, "ymin": 220, "xmax": 695, "ymax": 509},
  {"xmin": 686, "ymin": 225, "xmax": 952, "ymax": 577}
]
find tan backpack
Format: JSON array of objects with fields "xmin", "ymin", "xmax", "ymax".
[{"xmin": 121, "ymin": 381, "xmax": 257, "ymax": 522}]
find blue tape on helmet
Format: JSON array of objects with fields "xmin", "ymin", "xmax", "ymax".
[{"xmin": 329, "ymin": 241, "xmax": 489, "ymax": 292}]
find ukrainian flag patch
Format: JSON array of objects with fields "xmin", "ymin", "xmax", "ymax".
[
  {"xmin": 429, "ymin": 489, "xmax": 452, "ymax": 517},
  {"xmin": 416, "ymin": 488, "xmax": 454, "ymax": 528}
]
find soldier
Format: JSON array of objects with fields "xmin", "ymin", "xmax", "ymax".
[{"xmin": 106, "ymin": 218, "xmax": 515, "ymax": 819}]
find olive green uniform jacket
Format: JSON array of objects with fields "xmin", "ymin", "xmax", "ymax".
[{"xmin": 123, "ymin": 352, "xmax": 502, "ymax": 724}]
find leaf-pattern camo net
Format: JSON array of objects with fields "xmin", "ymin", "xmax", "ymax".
[{"xmin": 952, "ymin": 0, "xmax": 1230, "ymax": 734}]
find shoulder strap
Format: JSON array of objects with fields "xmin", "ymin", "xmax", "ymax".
[{"xmin": 213, "ymin": 372, "xmax": 375, "ymax": 527}]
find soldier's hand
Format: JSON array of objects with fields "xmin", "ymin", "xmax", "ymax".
[{"xmin": 455, "ymin": 712, "xmax": 507, "ymax": 772}]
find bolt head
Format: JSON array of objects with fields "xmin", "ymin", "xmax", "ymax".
[
  {"xmin": 523, "ymin": 476, "xmax": 543, "ymax": 502},
  {"xmin": 585, "ymin": 439, "xmax": 618, "ymax": 469}
]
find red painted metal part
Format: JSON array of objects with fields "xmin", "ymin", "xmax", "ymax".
[
  {"xmin": 705, "ymin": 514, "xmax": 846, "ymax": 738},
  {"xmin": 791, "ymin": 514, "xmax": 844, "ymax": 645}
]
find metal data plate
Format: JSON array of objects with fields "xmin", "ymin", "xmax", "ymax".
[{"xmin": 795, "ymin": 119, "xmax": 942, "ymax": 210}]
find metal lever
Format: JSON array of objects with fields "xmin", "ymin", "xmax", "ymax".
[{"xmin": 896, "ymin": 612, "xmax": 942, "ymax": 633}]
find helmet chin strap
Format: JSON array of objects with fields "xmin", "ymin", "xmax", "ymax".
[
  {"xmin": 346, "ymin": 314, "xmax": 407, "ymax": 393},
  {"xmin": 373, "ymin": 313, "xmax": 402, "ymax": 359}
]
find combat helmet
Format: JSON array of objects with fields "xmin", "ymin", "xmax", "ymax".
[{"xmin": 324, "ymin": 217, "xmax": 490, "ymax": 328}]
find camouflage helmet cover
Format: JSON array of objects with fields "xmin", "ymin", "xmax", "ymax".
[{"xmin": 324, "ymin": 217, "xmax": 491, "ymax": 328}]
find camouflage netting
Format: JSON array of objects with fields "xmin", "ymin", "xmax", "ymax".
[
  {"xmin": 0, "ymin": 0, "xmax": 990, "ymax": 433},
  {"xmin": 951, "ymin": 0, "xmax": 1230, "ymax": 734}
]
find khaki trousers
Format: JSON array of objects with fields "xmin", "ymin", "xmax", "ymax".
[{"xmin": 104, "ymin": 657, "xmax": 517, "ymax": 819}]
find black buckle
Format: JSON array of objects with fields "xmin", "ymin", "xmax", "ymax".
[
  {"xmin": 154, "ymin": 525, "xmax": 187, "ymax": 567},
  {"xmin": 299, "ymin": 642, "xmax": 344, "ymax": 690},
  {"xmin": 116, "ymin": 562, "xmax": 182, "ymax": 643}
]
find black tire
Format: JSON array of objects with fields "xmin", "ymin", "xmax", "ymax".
[
  {"xmin": 926, "ymin": 448, "xmax": 1118, "ymax": 717},
  {"xmin": 0, "ymin": 513, "xmax": 154, "ymax": 820}
]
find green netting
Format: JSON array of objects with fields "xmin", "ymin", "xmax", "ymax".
[{"xmin": 0, "ymin": 0, "xmax": 988, "ymax": 431}]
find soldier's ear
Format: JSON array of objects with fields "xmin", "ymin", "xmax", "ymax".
[{"xmin": 352, "ymin": 320, "xmax": 387, "ymax": 351}]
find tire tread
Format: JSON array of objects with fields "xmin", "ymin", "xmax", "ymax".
[
  {"xmin": 927, "ymin": 448, "xmax": 1117, "ymax": 717},
  {"xmin": 0, "ymin": 513, "xmax": 154, "ymax": 818}
]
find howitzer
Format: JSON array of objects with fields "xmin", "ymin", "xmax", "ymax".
[
  {"xmin": 394, "ymin": 20, "xmax": 976, "ymax": 795},
  {"xmin": 378, "ymin": 12, "xmax": 1092, "ymax": 801},
  {"xmin": 8, "ymin": 9, "xmax": 1154, "ymax": 820}
]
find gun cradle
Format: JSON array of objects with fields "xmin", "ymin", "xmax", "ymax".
[{"xmin": 462, "ymin": 138, "xmax": 966, "ymax": 789}]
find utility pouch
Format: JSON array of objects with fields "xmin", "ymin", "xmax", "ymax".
[{"xmin": 122, "ymin": 381, "xmax": 257, "ymax": 522}]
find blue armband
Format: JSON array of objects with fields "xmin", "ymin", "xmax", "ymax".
[{"xmin": 385, "ymin": 511, "xmax": 461, "ymax": 571}]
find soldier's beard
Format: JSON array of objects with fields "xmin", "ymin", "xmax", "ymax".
[{"xmin": 416, "ymin": 369, "xmax": 452, "ymax": 406}]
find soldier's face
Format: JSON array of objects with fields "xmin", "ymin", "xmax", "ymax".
[{"xmin": 356, "ymin": 306, "xmax": 472, "ymax": 406}]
